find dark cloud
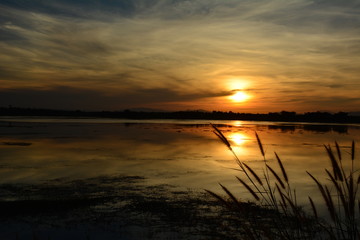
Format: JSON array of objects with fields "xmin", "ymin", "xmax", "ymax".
[
  {"xmin": 0, "ymin": 0, "xmax": 136, "ymax": 20},
  {"xmin": 0, "ymin": 28, "xmax": 26, "ymax": 42},
  {"xmin": 278, "ymin": 81, "xmax": 360, "ymax": 90},
  {"xmin": 0, "ymin": 86, "xmax": 230, "ymax": 110},
  {"xmin": 251, "ymin": 0, "xmax": 360, "ymax": 33},
  {"xmin": 0, "ymin": 0, "xmax": 216, "ymax": 21},
  {"xmin": 305, "ymin": 96, "xmax": 360, "ymax": 104},
  {"xmin": 270, "ymin": 94, "xmax": 360, "ymax": 108}
]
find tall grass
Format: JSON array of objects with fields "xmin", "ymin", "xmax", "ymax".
[
  {"xmin": 206, "ymin": 124, "xmax": 359, "ymax": 240},
  {"xmin": 307, "ymin": 141, "xmax": 359, "ymax": 239}
]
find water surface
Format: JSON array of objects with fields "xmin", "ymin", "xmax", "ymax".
[
  {"xmin": 1, "ymin": 118, "xmax": 359, "ymax": 204},
  {"xmin": 1, "ymin": 118, "xmax": 360, "ymax": 238}
]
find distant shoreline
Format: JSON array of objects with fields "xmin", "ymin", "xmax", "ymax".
[{"xmin": 1, "ymin": 107, "xmax": 360, "ymax": 124}]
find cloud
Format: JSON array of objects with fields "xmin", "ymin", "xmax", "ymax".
[
  {"xmin": 0, "ymin": 85, "xmax": 232, "ymax": 110},
  {"xmin": 1, "ymin": 0, "xmax": 360, "ymax": 111}
]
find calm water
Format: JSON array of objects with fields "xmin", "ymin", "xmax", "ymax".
[{"xmin": 0, "ymin": 118, "xmax": 359, "ymax": 207}]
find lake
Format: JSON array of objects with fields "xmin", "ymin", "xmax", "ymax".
[{"xmin": 0, "ymin": 118, "xmax": 359, "ymax": 239}]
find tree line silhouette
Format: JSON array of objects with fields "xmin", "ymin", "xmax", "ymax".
[{"xmin": 0, "ymin": 107, "xmax": 359, "ymax": 123}]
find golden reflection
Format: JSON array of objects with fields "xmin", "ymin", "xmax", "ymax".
[
  {"xmin": 228, "ymin": 132, "xmax": 247, "ymax": 146},
  {"xmin": 227, "ymin": 132, "xmax": 250, "ymax": 156},
  {"xmin": 232, "ymin": 121, "xmax": 243, "ymax": 127}
]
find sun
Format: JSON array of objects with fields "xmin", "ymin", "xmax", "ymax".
[{"xmin": 229, "ymin": 91, "xmax": 250, "ymax": 102}]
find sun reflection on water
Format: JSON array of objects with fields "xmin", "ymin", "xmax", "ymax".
[
  {"xmin": 227, "ymin": 132, "xmax": 251, "ymax": 155},
  {"xmin": 232, "ymin": 121, "xmax": 243, "ymax": 127},
  {"xmin": 228, "ymin": 132, "xmax": 247, "ymax": 145}
]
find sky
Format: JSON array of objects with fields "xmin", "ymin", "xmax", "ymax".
[{"xmin": 1, "ymin": 0, "xmax": 360, "ymax": 113}]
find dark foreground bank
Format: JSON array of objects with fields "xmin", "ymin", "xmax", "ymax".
[{"xmin": 0, "ymin": 175, "xmax": 261, "ymax": 240}]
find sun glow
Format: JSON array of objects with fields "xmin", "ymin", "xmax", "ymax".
[{"xmin": 227, "ymin": 78, "xmax": 248, "ymax": 90}]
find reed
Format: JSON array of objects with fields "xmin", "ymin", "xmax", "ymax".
[
  {"xmin": 307, "ymin": 142, "xmax": 359, "ymax": 239},
  {"xmin": 206, "ymin": 124, "xmax": 359, "ymax": 240}
]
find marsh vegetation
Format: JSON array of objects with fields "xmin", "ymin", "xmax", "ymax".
[{"xmin": 207, "ymin": 124, "xmax": 359, "ymax": 240}]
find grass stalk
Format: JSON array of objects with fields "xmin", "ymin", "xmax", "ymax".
[
  {"xmin": 275, "ymin": 152, "xmax": 289, "ymax": 183},
  {"xmin": 236, "ymin": 176, "xmax": 260, "ymax": 201},
  {"xmin": 266, "ymin": 164, "xmax": 286, "ymax": 189}
]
